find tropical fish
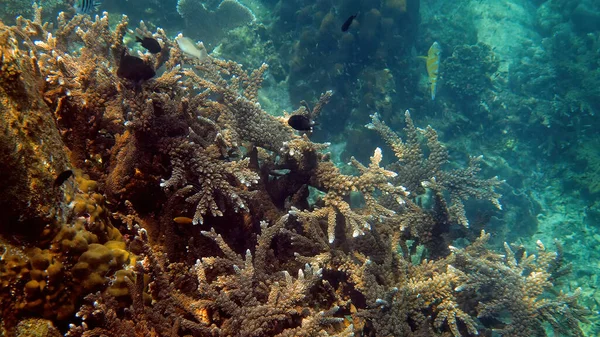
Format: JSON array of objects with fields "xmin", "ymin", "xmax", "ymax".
[
  {"xmin": 74, "ymin": 0, "xmax": 101, "ymax": 14},
  {"xmin": 136, "ymin": 36, "xmax": 161, "ymax": 54},
  {"xmin": 420, "ymin": 41, "xmax": 442, "ymax": 100},
  {"xmin": 54, "ymin": 170, "xmax": 73, "ymax": 187},
  {"xmin": 341, "ymin": 13, "xmax": 358, "ymax": 32},
  {"xmin": 288, "ymin": 114, "xmax": 316, "ymax": 131},
  {"xmin": 176, "ymin": 36, "xmax": 208, "ymax": 61},
  {"xmin": 117, "ymin": 53, "xmax": 155, "ymax": 82},
  {"xmin": 173, "ymin": 216, "xmax": 194, "ymax": 225}
]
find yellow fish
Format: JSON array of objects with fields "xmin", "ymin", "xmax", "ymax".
[{"xmin": 421, "ymin": 41, "xmax": 442, "ymax": 100}]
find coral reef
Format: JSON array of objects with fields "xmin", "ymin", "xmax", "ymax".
[
  {"xmin": 0, "ymin": 7, "xmax": 592, "ymax": 337},
  {"xmin": 442, "ymin": 43, "xmax": 499, "ymax": 102}
]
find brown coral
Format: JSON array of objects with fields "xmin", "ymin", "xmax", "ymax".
[
  {"xmin": 160, "ymin": 137, "xmax": 259, "ymax": 225},
  {"xmin": 367, "ymin": 110, "xmax": 503, "ymax": 227}
]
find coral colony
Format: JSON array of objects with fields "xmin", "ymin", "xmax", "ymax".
[{"xmin": 0, "ymin": 5, "xmax": 592, "ymax": 337}]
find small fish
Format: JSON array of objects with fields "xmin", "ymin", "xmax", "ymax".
[
  {"xmin": 117, "ymin": 53, "xmax": 155, "ymax": 82},
  {"xmin": 176, "ymin": 36, "xmax": 208, "ymax": 61},
  {"xmin": 74, "ymin": 0, "xmax": 101, "ymax": 14},
  {"xmin": 136, "ymin": 36, "xmax": 161, "ymax": 54},
  {"xmin": 173, "ymin": 216, "xmax": 194, "ymax": 225},
  {"xmin": 54, "ymin": 170, "xmax": 73, "ymax": 187},
  {"xmin": 341, "ymin": 13, "xmax": 358, "ymax": 32},
  {"xmin": 288, "ymin": 114, "xmax": 316, "ymax": 131},
  {"xmin": 420, "ymin": 41, "xmax": 442, "ymax": 100}
]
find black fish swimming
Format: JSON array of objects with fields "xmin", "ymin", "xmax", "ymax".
[
  {"xmin": 341, "ymin": 13, "xmax": 358, "ymax": 32},
  {"xmin": 117, "ymin": 53, "xmax": 155, "ymax": 82},
  {"xmin": 54, "ymin": 170, "xmax": 73, "ymax": 187},
  {"xmin": 288, "ymin": 115, "xmax": 315, "ymax": 131},
  {"xmin": 136, "ymin": 36, "xmax": 161, "ymax": 54}
]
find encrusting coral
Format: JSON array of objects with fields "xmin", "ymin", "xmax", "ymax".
[{"xmin": 0, "ymin": 7, "xmax": 591, "ymax": 337}]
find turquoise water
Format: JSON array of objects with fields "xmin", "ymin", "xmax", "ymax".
[{"xmin": 1, "ymin": 0, "xmax": 599, "ymax": 336}]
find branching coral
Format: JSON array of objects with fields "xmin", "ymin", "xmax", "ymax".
[
  {"xmin": 160, "ymin": 137, "xmax": 259, "ymax": 225},
  {"xmin": 178, "ymin": 59, "xmax": 297, "ymax": 152},
  {"xmin": 66, "ymin": 227, "xmax": 184, "ymax": 337},
  {"xmin": 367, "ymin": 110, "xmax": 503, "ymax": 226},
  {"xmin": 69, "ymin": 219, "xmax": 352, "ymax": 336},
  {"xmin": 300, "ymin": 147, "xmax": 407, "ymax": 243},
  {"xmin": 180, "ymin": 218, "xmax": 338, "ymax": 336},
  {"xmin": 9, "ymin": 8, "xmax": 286, "ymax": 226},
  {"xmin": 449, "ymin": 233, "xmax": 590, "ymax": 337}
]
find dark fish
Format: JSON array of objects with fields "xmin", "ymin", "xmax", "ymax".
[
  {"xmin": 288, "ymin": 115, "xmax": 315, "ymax": 131},
  {"xmin": 75, "ymin": 0, "xmax": 101, "ymax": 14},
  {"xmin": 341, "ymin": 13, "xmax": 358, "ymax": 32},
  {"xmin": 136, "ymin": 36, "xmax": 161, "ymax": 54},
  {"xmin": 54, "ymin": 170, "xmax": 73, "ymax": 187},
  {"xmin": 117, "ymin": 53, "xmax": 155, "ymax": 82}
]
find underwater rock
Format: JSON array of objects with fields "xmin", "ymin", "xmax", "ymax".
[
  {"xmin": 571, "ymin": 3, "xmax": 600, "ymax": 33},
  {"xmin": 0, "ymin": 22, "xmax": 71, "ymax": 234},
  {"xmin": 469, "ymin": 0, "xmax": 539, "ymax": 74}
]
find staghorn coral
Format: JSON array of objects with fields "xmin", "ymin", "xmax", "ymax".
[
  {"xmin": 178, "ymin": 59, "xmax": 297, "ymax": 152},
  {"xmin": 13, "ymin": 10, "xmax": 129, "ymax": 172},
  {"xmin": 66, "ymin": 227, "xmax": 185, "ymax": 337},
  {"xmin": 450, "ymin": 233, "xmax": 590, "ymax": 337},
  {"xmin": 177, "ymin": 217, "xmax": 348, "ymax": 336},
  {"xmin": 367, "ymin": 110, "xmax": 503, "ymax": 227},
  {"xmin": 289, "ymin": 216, "xmax": 587, "ymax": 336},
  {"xmin": 10, "ymin": 8, "xmax": 282, "ymax": 227},
  {"xmin": 68, "ymin": 220, "xmax": 353, "ymax": 337},
  {"xmin": 0, "ymin": 1, "xmax": 66, "ymax": 26},
  {"xmin": 299, "ymin": 147, "xmax": 407, "ymax": 243},
  {"xmin": 159, "ymin": 137, "xmax": 259, "ymax": 225}
]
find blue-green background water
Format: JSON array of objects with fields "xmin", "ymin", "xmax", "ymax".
[{"xmin": 2, "ymin": 0, "xmax": 600, "ymax": 334}]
